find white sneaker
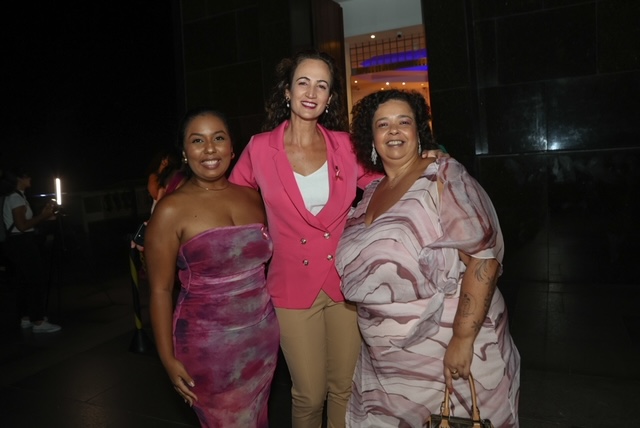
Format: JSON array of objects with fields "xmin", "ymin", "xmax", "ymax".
[
  {"xmin": 32, "ymin": 321, "xmax": 61, "ymax": 333},
  {"xmin": 21, "ymin": 316, "xmax": 48, "ymax": 329}
]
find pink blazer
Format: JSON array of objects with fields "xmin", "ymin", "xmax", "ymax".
[{"xmin": 229, "ymin": 121, "xmax": 378, "ymax": 309}]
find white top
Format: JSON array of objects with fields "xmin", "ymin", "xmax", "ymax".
[
  {"xmin": 2, "ymin": 192, "xmax": 34, "ymax": 234},
  {"xmin": 294, "ymin": 161, "xmax": 329, "ymax": 215}
]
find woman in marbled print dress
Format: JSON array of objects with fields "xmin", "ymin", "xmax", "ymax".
[
  {"xmin": 336, "ymin": 90, "xmax": 520, "ymax": 427},
  {"xmin": 146, "ymin": 108, "xmax": 279, "ymax": 427}
]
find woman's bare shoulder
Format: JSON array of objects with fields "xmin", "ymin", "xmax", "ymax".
[
  {"xmin": 228, "ymin": 184, "xmax": 265, "ymax": 223},
  {"xmin": 231, "ymin": 183, "xmax": 262, "ymax": 201},
  {"xmin": 150, "ymin": 187, "xmax": 194, "ymax": 221}
]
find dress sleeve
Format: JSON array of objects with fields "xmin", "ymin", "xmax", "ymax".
[
  {"xmin": 356, "ymin": 162, "xmax": 382, "ymax": 190},
  {"xmin": 8, "ymin": 193, "xmax": 25, "ymax": 210},
  {"xmin": 428, "ymin": 158, "xmax": 504, "ymax": 263},
  {"xmin": 229, "ymin": 136, "xmax": 259, "ymax": 190}
]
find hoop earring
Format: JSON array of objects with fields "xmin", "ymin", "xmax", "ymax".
[{"xmin": 370, "ymin": 144, "xmax": 378, "ymax": 164}]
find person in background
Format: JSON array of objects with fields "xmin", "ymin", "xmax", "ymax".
[
  {"xmin": 336, "ymin": 89, "xmax": 520, "ymax": 427},
  {"xmin": 0, "ymin": 165, "xmax": 10, "ymax": 268},
  {"xmin": 145, "ymin": 107, "xmax": 279, "ymax": 427},
  {"xmin": 132, "ymin": 152, "xmax": 185, "ymax": 261},
  {"xmin": 2, "ymin": 167, "xmax": 61, "ymax": 333},
  {"xmin": 229, "ymin": 50, "xmax": 443, "ymax": 428},
  {"xmin": 146, "ymin": 150, "xmax": 183, "ymax": 213}
]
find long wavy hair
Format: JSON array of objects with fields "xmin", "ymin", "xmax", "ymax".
[
  {"xmin": 350, "ymin": 89, "xmax": 438, "ymax": 173},
  {"xmin": 262, "ymin": 50, "xmax": 348, "ymax": 132}
]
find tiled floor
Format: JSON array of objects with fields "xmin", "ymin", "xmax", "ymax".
[{"xmin": 1, "ymin": 253, "xmax": 639, "ymax": 427}]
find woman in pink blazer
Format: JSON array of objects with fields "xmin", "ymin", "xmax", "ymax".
[{"xmin": 230, "ymin": 50, "xmax": 376, "ymax": 428}]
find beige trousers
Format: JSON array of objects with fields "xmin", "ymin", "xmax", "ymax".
[{"xmin": 275, "ymin": 291, "xmax": 361, "ymax": 428}]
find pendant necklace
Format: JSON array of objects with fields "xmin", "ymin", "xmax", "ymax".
[{"xmin": 191, "ymin": 179, "xmax": 229, "ymax": 191}]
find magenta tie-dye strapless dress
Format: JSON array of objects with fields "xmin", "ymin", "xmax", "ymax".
[{"xmin": 174, "ymin": 224, "xmax": 279, "ymax": 428}]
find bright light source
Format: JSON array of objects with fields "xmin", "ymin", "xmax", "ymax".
[
  {"xmin": 55, "ymin": 178, "xmax": 62, "ymax": 205},
  {"xmin": 370, "ymin": 34, "xmax": 376, "ymax": 39}
]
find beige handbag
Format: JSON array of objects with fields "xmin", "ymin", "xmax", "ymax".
[{"xmin": 425, "ymin": 374, "xmax": 494, "ymax": 428}]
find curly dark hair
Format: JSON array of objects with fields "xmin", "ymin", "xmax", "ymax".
[
  {"xmin": 350, "ymin": 89, "xmax": 437, "ymax": 173},
  {"xmin": 262, "ymin": 50, "xmax": 348, "ymax": 132}
]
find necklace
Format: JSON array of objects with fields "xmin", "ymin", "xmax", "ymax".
[{"xmin": 190, "ymin": 179, "xmax": 229, "ymax": 191}]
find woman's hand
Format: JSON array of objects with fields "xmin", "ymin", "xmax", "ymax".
[
  {"xmin": 130, "ymin": 221, "xmax": 148, "ymax": 252},
  {"xmin": 39, "ymin": 200, "xmax": 57, "ymax": 220},
  {"xmin": 420, "ymin": 148, "xmax": 450, "ymax": 159},
  {"xmin": 164, "ymin": 357, "xmax": 198, "ymax": 406},
  {"xmin": 444, "ymin": 256, "xmax": 499, "ymax": 392},
  {"xmin": 443, "ymin": 336, "xmax": 474, "ymax": 392}
]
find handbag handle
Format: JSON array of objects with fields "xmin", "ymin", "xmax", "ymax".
[{"xmin": 439, "ymin": 373, "xmax": 483, "ymax": 427}]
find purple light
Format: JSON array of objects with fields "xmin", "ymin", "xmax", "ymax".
[
  {"xmin": 398, "ymin": 65, "xmax": 428, "ymax": 72},
  {"xmin": 361, "ymin": 49, "xmax": 427, "ymax": 67}
]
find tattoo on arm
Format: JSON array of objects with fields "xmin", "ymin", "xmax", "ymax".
[
  {"xmin": 457, "ymin": 293, "xmax": 482, "ymax": 334},
  {"xmin": 461, "ymin": 292, "xmax": 475, "ymax": 317},
  {"xmin": 474, "ymin": 259, "xmax": 498, "ymax": 312},
  {"xmin": 456, "ymin": 259, "xmax": 499, "ymax": 334},
  {"xmin": 473, "ymin": 259, "xmax": 496, "ymax": 286}
]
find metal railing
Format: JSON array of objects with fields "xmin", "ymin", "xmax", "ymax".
[{"xmin": 350, "ymin": 32, "xmax": 427, "ymax": 75}]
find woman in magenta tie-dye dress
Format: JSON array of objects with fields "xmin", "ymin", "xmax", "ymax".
[
  {"xmin": 146, "ymin": 108, "xmax": 279, "ymax": 428},
  {"xmin": 174, "ymin": 224, "xmax": 278, "ymax": 427},
  {"xmin": 336, "ymin": 90, "xmax": 519, "ymax": 427}
]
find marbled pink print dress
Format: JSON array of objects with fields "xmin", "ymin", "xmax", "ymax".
[
  {"xmin": 174, "ymin": 224, "xmax": 279, "ymax": 428},
  {"xmin": 336, "ymin": 159, "xmax": 520, "ymax": 428}
]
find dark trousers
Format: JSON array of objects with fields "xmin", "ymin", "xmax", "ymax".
[{"xmin": 3, "ymin": 232, "xmax": 47, "ymax": 321}]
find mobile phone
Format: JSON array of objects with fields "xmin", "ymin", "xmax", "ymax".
[{"xmin": 133, "ymin": 223, "xmax": 146, "ymax": 246}]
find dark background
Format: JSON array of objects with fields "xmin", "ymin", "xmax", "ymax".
[
  {"xmin": 3, "ymin": 0, "xmax": 640, "ymax": 288},
  {"xmin": 2, "ymin": 3, "xmax": 179, "ymax": 195}
]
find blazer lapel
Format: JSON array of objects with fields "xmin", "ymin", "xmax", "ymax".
[
  {"xmin": 271, "ymin": 121, "xmax": 352, "ymax": 230},
  {"xmin": 271, "ymin": 122, "xmax": 322, "ymax": 227},
  {"xmin": 315, "ymin": 126, "xmax": 351, "ymax": 229}
]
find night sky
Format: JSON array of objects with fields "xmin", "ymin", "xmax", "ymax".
[{"xmin": 3, "ymin": 3, "xmax": 179, "ymax": 195}]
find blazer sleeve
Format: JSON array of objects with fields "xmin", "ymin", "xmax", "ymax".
[
  {"xmin": 229, "ymin": 136, "xmax": 258, "ymax": 190},
  {"xmin": 356, "ymin": 162, "xmax": 382, "ymax": 189}
]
